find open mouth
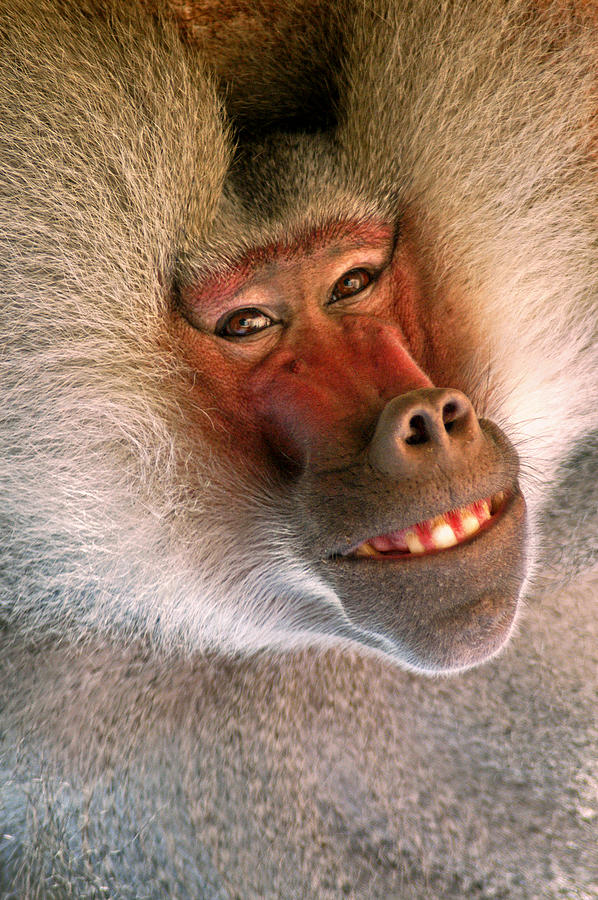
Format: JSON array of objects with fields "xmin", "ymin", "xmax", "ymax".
[{"xmin": 345, "ymin": 491, "xmax": 509, "ymax": 559}]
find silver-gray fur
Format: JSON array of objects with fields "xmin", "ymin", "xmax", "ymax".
[{"xmin": 1, "ymin": 0, "xmax": 597, "ymax": 896}]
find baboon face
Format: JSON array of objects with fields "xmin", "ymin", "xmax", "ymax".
[{"xmin": 175, "ymin": 214, "xmax": 527, "ymax": 672}]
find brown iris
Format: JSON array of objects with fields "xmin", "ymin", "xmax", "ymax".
[
  {"xmin": 330, "ymin": 268, "xmax": 372, "ymax": 303},
  {"xmin": 217, "ymin": 307, "xmax": 275, "ymax": 338}
]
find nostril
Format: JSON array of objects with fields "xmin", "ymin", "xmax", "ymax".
[
  {"xmin": 405, "ymin": 414, "xmax": 430, "ymax": 446},
  {"xmin": 442, "ymin": 401, "xmax": 459, "ymax": 433}
]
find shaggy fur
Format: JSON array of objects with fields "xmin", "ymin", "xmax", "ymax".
[
  {"xmin": 1, "ymin": 0, "xmax": 596, "ymax": 656},
  {"xmin": 0, "ymin": 0, "xmax": 597, "ymax": 896}
]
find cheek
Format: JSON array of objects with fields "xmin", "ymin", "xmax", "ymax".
[{"xmin": 172, "ymin": 327, "xmax": 269, "ymax": 464}]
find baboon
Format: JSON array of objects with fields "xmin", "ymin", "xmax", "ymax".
[{"xmin": 1, "ymin": 0, "xmax": 597, "ymax": 897}]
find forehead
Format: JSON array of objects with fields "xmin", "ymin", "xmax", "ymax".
[
  {"xmin": 249, "ymin": 220, "xmax": 394, "ymax": 264},
  {"xmin": 192, "ymin": 219, "xmax": 394, "ymax": 305}
]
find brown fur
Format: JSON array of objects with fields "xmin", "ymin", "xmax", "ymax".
[{"xmin": 1, "ymin": 0, "xmax": 597, "ymax": 895}]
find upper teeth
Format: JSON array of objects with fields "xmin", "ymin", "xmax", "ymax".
[{"xmin": 352, "ymin": 494, "xmax": 504, "ymax": 558}]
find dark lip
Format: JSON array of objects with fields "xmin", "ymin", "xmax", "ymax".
[{"xmin": 329, "ymin": 487, "xmax": 516, "ymax": 561}]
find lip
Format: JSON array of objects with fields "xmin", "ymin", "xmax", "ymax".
[{"xmin": 337, "ymin": 489, "xmax": 513, "ymax": 561}]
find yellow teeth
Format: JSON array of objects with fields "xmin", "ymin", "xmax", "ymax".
[
  {"xmin": 461, "ymin": 510, "xmax": 481, "ymax": 537},
  {"xmin": 429, "ymin": 521, "xmax": 459, "ymax": 549},
  {"xmin": 478, "ymin": 499, "xmax": 491, "ymax": 518},
  {"xmin": 405, "ymin": 531, "xmax": 426, "ymax": 554},
  {"xmin": 348, "ymin": 491, "xmax": 508, "ymax": 559},
  {"xmin": 354, "ymin": 542, "xmax": 378, "ymax": 557}
]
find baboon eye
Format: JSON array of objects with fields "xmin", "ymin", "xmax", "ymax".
[
  {"xmin": 216, "ymin": 307, "xmax": 276, "ymax": 338},
  {"xmin": 330, "ymin": 268, "xmax": 372, "ymax": 303}
]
